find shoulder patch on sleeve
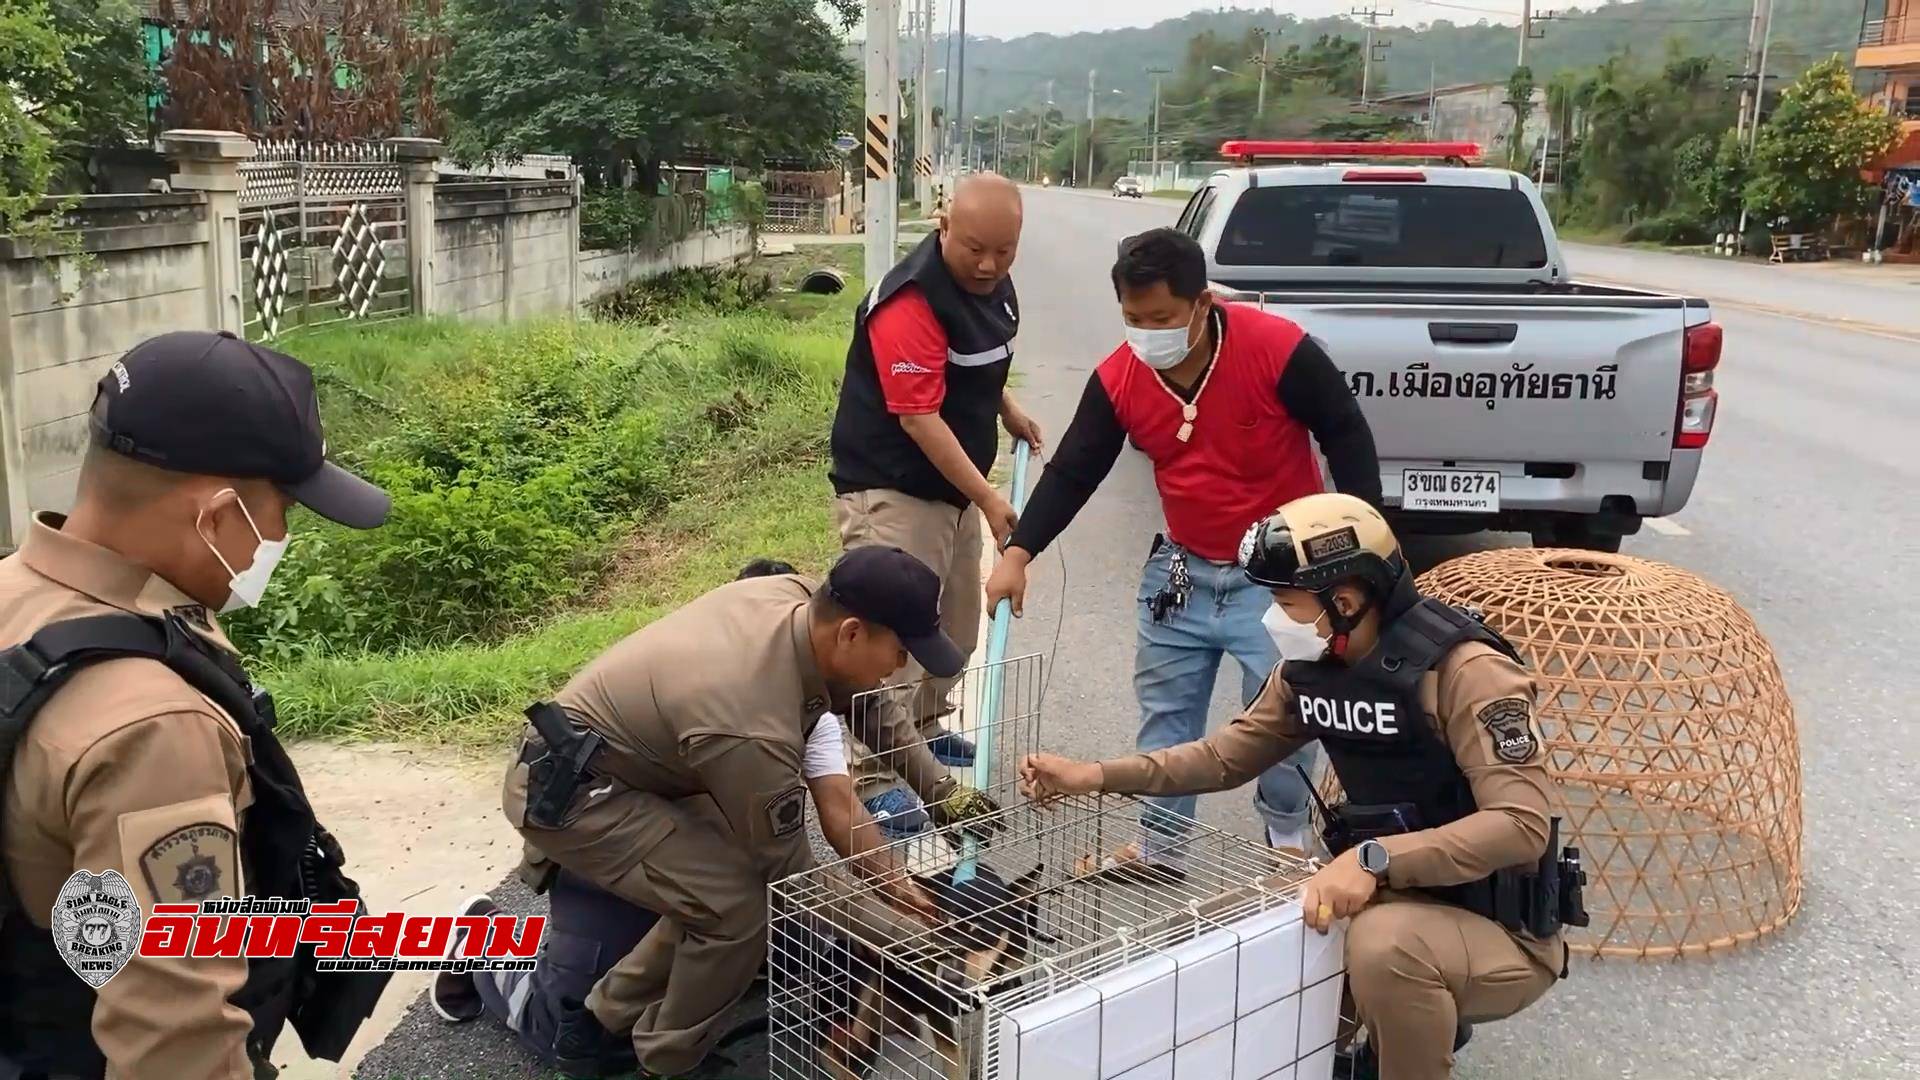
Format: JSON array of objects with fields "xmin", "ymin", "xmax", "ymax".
[
  {"xmin": 1477, "ymin": 697, "xmax": 1538, "ymax": 764},
  {"xmin": 138, "ymin": 821, "xmax": 238, "ymax": 904},
  {"xmin": 765, "ymin": 786, "xmax": 808, "ymax": 839}
]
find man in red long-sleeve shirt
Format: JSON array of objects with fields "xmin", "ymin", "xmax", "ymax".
[{"xmin": 988, "ymin": 227, "xmax": 1381, "ymax": 872}]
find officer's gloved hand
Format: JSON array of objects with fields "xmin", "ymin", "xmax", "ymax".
[{"xmin": 928, "ymin": 778, "xmax": 1004, "ymax": 837}]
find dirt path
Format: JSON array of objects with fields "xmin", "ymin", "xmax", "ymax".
[{"xmin": 272, "ymin": 741, "xmax": 521, "ymax": 1080}]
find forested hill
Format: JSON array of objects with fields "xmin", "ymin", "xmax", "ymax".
[{"xmin": 921, "ymin": 0, "xmax": 1864, "ymax": 118}]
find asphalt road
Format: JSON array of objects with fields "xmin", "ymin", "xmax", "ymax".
[{"xmin": 358, "ymin": 188, "xmax": 1920, "ymax": 1079}]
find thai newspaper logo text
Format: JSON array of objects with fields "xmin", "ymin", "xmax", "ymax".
[{"xmin": 139, "ymin": 897, "xmax": 543, "ymax": 974}]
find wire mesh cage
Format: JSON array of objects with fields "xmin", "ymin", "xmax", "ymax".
[
  {"xmin": 771, "ymin": 653, "xmax": 1335, "ymax": 1080},
  {"xmin": 1414, "ymin": 548, "xmax": 1804, "ymax": 959}
]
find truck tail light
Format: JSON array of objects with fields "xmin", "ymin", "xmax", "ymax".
[
  {"xmin": 1342, "ymin": 168, "xmax": 1428, "ymax": 182},
  {"xmin": 1675, "ymin": 322, "xmax": 1723, "ymax": 450}
]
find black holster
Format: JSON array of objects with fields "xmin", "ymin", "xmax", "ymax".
[{"xmin": 522, "ymin": 701, "xmax": 605, "ymax": 830}]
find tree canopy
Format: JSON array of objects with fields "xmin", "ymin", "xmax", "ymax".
[
  {"xmin": 440, "ymin": 0, "xmax": 860, "ymax": 189},
  {"xmin": 1743, "ymin": 56, "xmax": 1902, "ymax": 231}
]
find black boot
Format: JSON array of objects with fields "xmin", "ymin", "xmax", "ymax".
[
  {"xmin": 552, "ymin": 997, "xmax": 638, "ymax": 1079},
  {"xmin": 1335, "ymin": 1023, "xmax": 1471, "ymax": 1079}
]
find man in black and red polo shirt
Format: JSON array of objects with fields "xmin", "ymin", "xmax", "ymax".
[
  {"xmin": 988, "ymin": 226, "xmax": 1381, "ymax": 872},
  {"xmin": 829, "ymin": 172, "xmax": 1044, "ymax": 831}
]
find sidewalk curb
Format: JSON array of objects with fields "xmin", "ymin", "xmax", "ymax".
[{"xmin": 1579, "ymin": 275, "xmax": 1920, "ymax": 344}]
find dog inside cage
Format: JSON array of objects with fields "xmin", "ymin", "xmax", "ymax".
[{"xmin": 771, "ymin": 653, "xmax": 1336, "ymax": 1080}]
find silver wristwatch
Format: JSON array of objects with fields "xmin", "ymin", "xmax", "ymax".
[{"xmin": 1356, "ymin": 838, "xmax": 1391, "ymax": 882}]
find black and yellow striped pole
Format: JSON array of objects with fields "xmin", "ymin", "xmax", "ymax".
[{"xmin": 863, "ymin": 0, "xmax": 898, "ymax": 277}]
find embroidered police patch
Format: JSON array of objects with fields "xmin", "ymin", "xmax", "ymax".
[
  {"xmin": 766, "ymin": 787, "xmax": 808, "ymax": 839},
  {"xmin": 1478, "ymin": 697, "xmax": 1538, "ymax": 764},
  {"xmin": 140, "ymin": 822, "xmax": 237, "ymax": 903}
]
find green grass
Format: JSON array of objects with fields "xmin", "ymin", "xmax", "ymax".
[
  {"xmin": 258, "ymin": 260, "xmax": 869, "ymax": 745},
  {"xmin": 1149, "ymin": 188, "xmax": 1191, "ymax": 200},
  {"xmin": 266, "ymin": 467, "xmax": 844, "ymax": 744}
]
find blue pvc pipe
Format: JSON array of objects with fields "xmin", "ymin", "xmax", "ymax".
[{"xmin": 954, "ymin": 440, "xmax": 1032, "ymax": 885}]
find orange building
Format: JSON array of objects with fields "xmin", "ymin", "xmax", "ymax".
[{"xmin": 1860, "ymin": 0, "xmax": 1920, "ymax": 166}]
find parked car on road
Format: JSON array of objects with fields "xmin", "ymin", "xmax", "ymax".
[
  {"xmin": 1112, "ymin": 175, "xmax": 1144, "ymax": 198},
  {"xmin": 1183, "ymin": 141, "xmax": 1721, "ymax": 552}
]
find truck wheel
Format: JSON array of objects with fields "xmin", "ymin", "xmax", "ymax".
[{"xmin": 1531, "ymin": 523, "xmax": 1623, "ymax": 553}]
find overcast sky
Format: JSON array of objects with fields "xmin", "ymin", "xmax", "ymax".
[{"xmin": 932, "ymin": 0, "xmax": 1524, "ymax": 40}]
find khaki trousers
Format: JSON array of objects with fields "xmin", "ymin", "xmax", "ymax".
[
  {"xmin": 832, "ymin": 488, "xmax": 984, "ymax": 797},
  {"xmin": 1346, "ymin": 897, "xmax": 1560, "ymax": 1080},
  {"xmin": 508, "ymin": 779, "xmax": 799, "ymax": 1077}
]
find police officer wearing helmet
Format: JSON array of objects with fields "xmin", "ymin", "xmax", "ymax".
[
  {"xmin": 0, "ymin": 331, "xmax": 393, "ymax": 1078},
  {"xmin": 1020, "ymin": 493, "xmax": 1585, "ymax": 1080}
]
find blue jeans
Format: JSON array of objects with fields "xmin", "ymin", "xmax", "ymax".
[{"xmin": 1134, "ymin": 541, "xmax": 1321, "ymax": 864}]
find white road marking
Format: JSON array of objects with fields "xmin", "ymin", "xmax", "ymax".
[{"xmin": 1644, "ymin": 517, "xmax": 1692, "ymax": 537}]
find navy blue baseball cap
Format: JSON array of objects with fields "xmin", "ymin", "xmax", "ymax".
[
  {"xmin": 91, "ymin": 330, "xmax": 390, "ymax": 529},
  {"xmin": 826, "ymin": 545, "xmax": 964, "ymax": 677}
]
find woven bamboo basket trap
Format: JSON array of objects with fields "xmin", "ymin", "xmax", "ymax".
[{"xmin": 1404, "ymin": 547, "xmax": 1804, "ymax": 958}]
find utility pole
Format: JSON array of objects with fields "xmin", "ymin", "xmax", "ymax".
[
  {"xmin": 996, "ymin": 112, "xmax": 1005, "ymax": 173},
  {"xmin": 965, "ymin": 115, "xmax": 976, "ymax": 171},
  {"xmin": 1747, "ymin": 0, "xmax": 1776, "ymax": 155},
  {"xmin": 864, "ymin": 0, "xmax": 898, "ymax": 278},
  {"xmin": 1519, "ymin": 0, "xmax": 1531, "ymax": 66},
  {"xmin": 1085, "ymin": 68, "xmax": 1098, "ymax": 188},
  {"xmin": 1254, "ymin": 27, "xmax": 1272, "ymax": 117},
  {"xmin": 1147, "ymin": 67, "xmax": 1169, "ymax": 190},
  {"xmin": 955, "ymin": 0, "xmax": 967, "ymax": 173},
  {"xmin": 915, "ymin": 0, "xmax": 933, "ymax": 212},
  {"xmin": 1732, "ymin": 0, "xmax": 1776, "ymax": 247},
  {"xmin": 1351, "ymin": 4, "xmax": 1392, "ymax": 107},
  {"xmin": 1426, "ymin": 60, "xmax": 1437, "ymax": 137},
  {"xmin": 1734, "ymin": 0, "xmax": 1764, "ymax": 143}
]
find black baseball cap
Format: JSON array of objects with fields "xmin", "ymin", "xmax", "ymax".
[
  {"xmin": 91, "ymin": 330, "xmax": 389, "ymax": 529},
  {"xmin": 825, "ymin": 545, "xmax": 964, "ymax": 678}
]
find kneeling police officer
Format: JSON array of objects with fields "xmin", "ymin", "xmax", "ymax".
[
  {"xmin": 1020, "ymin": 492, "xmax": 1584, "ymax": 1080},
  {"xmin": 504, "ymin": 544, "xmax": 993, "ymax": 1079},
  {"xmin": 0, "ymin": 331, "xmax": 393, "ymax": 1078}
]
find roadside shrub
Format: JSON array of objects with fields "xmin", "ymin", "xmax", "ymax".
[
  {"xmin": 579, "ymin": 188, "xmax": 656, "ymax": 250},
  {"xmin": 590, "ymin": 265, "xmax": 773, "ymax": 325},
  {"xmin": 1621, "ymin": 212, "xmax": 1712, "ymax": 246},
  {"xmin": 225, "ymin": 299, "xmax": 837, "ymax": 663}
]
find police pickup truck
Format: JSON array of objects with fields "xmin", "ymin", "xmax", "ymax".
[{"xmin": 1184, "ymin": 141, "xmax": 1721, "ymax": 552}]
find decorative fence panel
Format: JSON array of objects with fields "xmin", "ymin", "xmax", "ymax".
[
  {"xmin": 237, "ymin": 144, "xmax": 412, "ymax": 341},
  {"xmin": 764, "ymin": 195, "xmax": 826, "ymax": 234}
]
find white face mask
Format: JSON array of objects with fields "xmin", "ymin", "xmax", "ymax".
[
  {"xmin": 1263, "ymin": 604, "xmax": 1331, "ymax": 662},
  {"xmin": 1124, "ymin": 305, "xmax": 1202, "ymax": 371},
  {"xmin": 199, "ymin": 490, "xmax": 289, "ymax": 614}
]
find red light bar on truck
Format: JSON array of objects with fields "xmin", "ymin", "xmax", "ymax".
[{"xmin": 1220, "ymin": 140, "xmax": 1483, "ymax": 165}]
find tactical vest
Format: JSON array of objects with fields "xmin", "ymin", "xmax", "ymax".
[
  {"xmin": 0, "ymin": 611, "xmax": 389, "ymax": 1079},
  {"xmin": 828, "ymin": 230, "xmax": 1019, "ymax": 509},
  {"xmin": 1286, "ymin": 597, "xmax": 1524, "ymax": 919}
]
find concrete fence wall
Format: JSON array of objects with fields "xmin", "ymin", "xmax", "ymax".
[{"xmin": 2, "ymin": 131, "xmax": 757, "ymax": 550}]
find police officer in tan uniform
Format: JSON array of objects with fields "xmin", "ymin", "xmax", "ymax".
[
  {"xmin": 0, "ymin": 331, "xmax": 392, "ymax": 1078},
  {"xmin": 504, "ymin": 544, "xmax": 990, "ymax": 1079},
  {"xmin": 1020, "ymin": 493, "xmax": 1585, "ymax": 1080}
]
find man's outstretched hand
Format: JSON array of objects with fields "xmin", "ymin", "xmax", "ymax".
[
  {"xmin": 986, "ymin": 548, "xmax": 1032, "ymax": 616},
  {"xmin": 1018, "ymin": 753, "xmax": 1103, "ymax": 806}
]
